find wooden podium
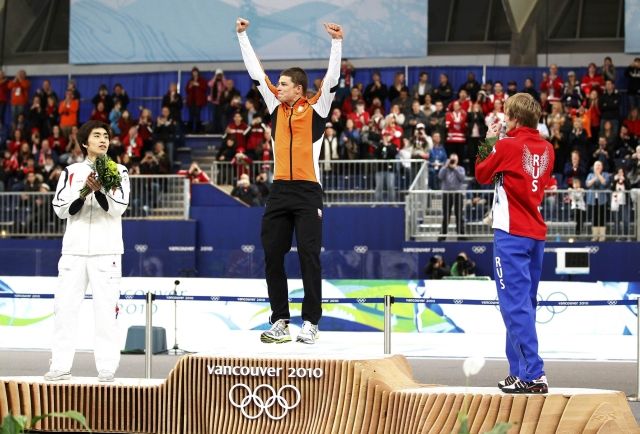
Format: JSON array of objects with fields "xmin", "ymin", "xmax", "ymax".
[{"xmin": 1, "ymin": 354, "xmax": 638, "ymax": 433}]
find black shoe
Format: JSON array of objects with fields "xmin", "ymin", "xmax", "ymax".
[
  {"xmin": 497, "ymin": 375, "xmax": 518, "ymax": 390},
  {"xmin": 502, "ymin": 375, "xmax": 548, "ymax": 394}
]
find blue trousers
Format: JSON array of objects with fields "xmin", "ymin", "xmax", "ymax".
[{"xmin": 493, "ymin": 229, "xmax": 545, "ymax": 381}]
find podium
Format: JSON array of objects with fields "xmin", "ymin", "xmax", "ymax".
[{"xmin": 1, "ymin": 354, "xmax": 638, "ymax": 433}]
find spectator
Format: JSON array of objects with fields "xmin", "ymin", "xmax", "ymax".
[
  {"xmin": 488, "ymin": 81, "xmax": 508, "ymax": 112},
  {"xmin": 48, "ymin": 125, "xmax": 68, "ymax": 156},
  {"xmin": 614, "ymin": 125, "xmax": 637, "ymax": 170},
  {"xmin": 224, "ymin": 111, "xmax": 249, "ymax": 150},
  {"xmin": 585, "ymin": 89, "xmax": 601, "ymax": 141},
  {"xmin": 36, "ymin": 139, "xmax": 58, "ymax": 168},
  {"xmin": 152, "ymin": 141, "xmax": 171, "ymax": 174},
  {"xmin": 411, "ymin": 71, "xmax": 432, "ymax": 105},
  {"xmin": 179, "ymin": 161, "xmax": 210, "ymax": 184},
  {"xmin": 624, "ymin": 107, "xmax": 640, "ymax": 138},
  {"xmin": 585, "ymin": 160, "xmax": 610, "ymax": 241},
  {"xmin": 611, "ymin": 167, "xmax": 630, "ymax": 239},
  {"xmin": 568, "ymin": 177, "xmax": 587, "ymax": 236},
  {"xmin": 562, "ymin": 71, "xmax": 584, "ymax": 109},
  {"xmin": 423, "ymin": 254, "xmax": 450, "ymax": 279},
  {"xmin": 208, "ymin": 69, "xmax": 225, "ymax": 133},
  {"xmin": 339, "ymin": 118, "xmax": 361, "ymax": 159},
  {"xmin": 485, "ymin": 98, "xmax": 505, "ymax": 131},
  {"xmin": 231, "ymin": 173, "xmax": 260, "ymax": 206},
  {"xmin": 8, "ymin": 70, "xmax": 30, "ymax": 124},
  {"xmin": 459, "ymin": 71, "xmax": 480, "ymax": 101},
  {"xmin": 45, "ymin": 95, "xmax": 59, "ymax": 134},
  {"xmin": 410, "ymin": 123, "xmax": 430, "ymax": 159},
  {"xmin": 599, "ymin": 79, "xmax": 620, "ymax": 135},
  {"xmin": 540, "ymin": 64, "xmax": 563, "ymax": 103},
  {"xmin": 161, "ymin": 82, "xmax": 183, "ymax": 126},
  {"xmin": 522, "ymin": 78, "xmax": 540, "ymax": 102},
  {"xmin": 90, "ymin": 100, "xmax": 109, "ymax": 123},
  {"xmin": 337, "ymin": 58, "xmax": 355, "ymax": 104},
  {"xmin": 381, "ymin": 114, "xmax": 403, "ymax": 149},
  {"xmin": 363, "ymin": 71, "xmax": 388, "ymax": 107},
  {"xmin": 429, "ymin": 131, "xmax": 447, "ymax": 189},
  {"xmin": 231, "ymin": 146, "xmax": 253, "ymax": 180},
  {"xmin": 7, "ymin": 128, "xmax": 27, "ymax": 154},
  {"xmin": 602, "ymin": 56, "xmax": 616, "ymax": 83},
  {"xmin": 109, "ymin": 100, "xmax": 122, "ymax": 136},
  {"xmin": 58, "ymin": 89, "xmax": 79, "ymax": 135},
  {"xmin": 66, "ymin": 79, "xmax": 81, "ymax": 100},
  {"xmin": 567, "ymin": 121, "xmax": 589, "ymax": 168},
  {"xmin": 320, "ymin": 123, "xmax": 339, "ymax": 186},
  {"xmin": 373, "ymin": 132, "xmax": 398, "ymax": 202},
  {"xmin": 329, "ymin": 107, "xmax": 345, "ymax": 138},
  {"xmin": 35, "ymin": 79, "xmax": 58, "ymax": 107},
  {"xmin": 445, "ymin": 100, "xmax": 468, "ymax": 157},
  {"xmin": 186, "ymin": 67, "xmax": 207, "ymax": 133},
  {"xmin": 0, "ymin": 70, "xmax": 9, "ymax": 124},
  {"xmin": 341, "ymin": 87, "xmax": 362, "ymax": 116},
  {"xmin": 118, "ymin": 110, "xmax": 134, "ymax": 141},
  {"xmin": 347, "ymin": 99, "xmax": 370, "ymax": 130},
  {"xmin": 155, "ymin": 106, "xmax": 177, "ymax": 160},
  {"xmin": 448, "ymin": 89, "xmax": 472, "ymax": 113},
  {"xmin": 625, "ymin": 57, "xmax": 640, "ymax": 109},
  {"xmin": 123, "ymin": 126, "xmax": 142, "ymax": 159},
  {"xmin": 92, "ymin": 84, "xmax": 112, "ymax": 113},
  {"xmin": 111, "ymin": 83, "xmax": 129, "ymax": 111},
  {"xmin": 388, "ymin": 72, "xmax": 408, "ymax": 104},
  {"xmin": 431, "ymin": 73, "xmax": 453, "ymax": 106},
  {"xmin": 27, "ymin": 95, "xmax": 46, "ymax": 136},
  {"xmin": 438, "ymin": 153, "xmax": 466, "ymax": 241},
  {"xmin": 450, "ymin": 252, "xmax": 476, "ymax": 277},
  {"xmin": 391, "ymin": 87, "xmax": 412, "ymax": 115},
  {"xmin": 581, "ymin": 63, "xmax": 604, "ymax": 96},
  {"xmin": 137, "ymin": 108, "xmax": 154, "ymax": 151},
  {"xmin": 405, "ymin": 99, "xmax": 428, "ymax": 137},
  {"xmin": 466, "ymin": 102, "xmax": 486, "ymax": 174},
  {"xmin": 506, "ymin": 80, "xmax": 518, "ymax": 97}
]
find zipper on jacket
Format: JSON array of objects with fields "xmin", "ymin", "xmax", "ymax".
[
  {"xmin": 288, "ymin": 107, "xmax": 294, "ymax": 180},
  {"xmin": 87, "ymin": 196, "xmax": 92, "ymax": 254}
]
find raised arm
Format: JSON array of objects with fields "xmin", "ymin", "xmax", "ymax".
[
  {"xmin": 236, "ymin": 18, "xmax": 280, "ymax": 114},
  {"xmin": 309, "ymin": 23, "xmax": 343, "ymax": 118}
]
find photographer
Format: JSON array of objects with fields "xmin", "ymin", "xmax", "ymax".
[
  {"xmin": 423, "ymin": 254, "xmax": 450, "ymax": 280},
  {"xmin": 450, "ymin": 252, "xmax": 476, "ymax": 277},
  {"xmin": 179, "ymin": 161, "xmax": 210, "ymax": 184},
  {"xmin": 231, "ymin": 173, "xmax": 260, "ymax": 206},
  {"xmin": 438, "ymin": 153, "xmax": 466, "ymax": 241}
]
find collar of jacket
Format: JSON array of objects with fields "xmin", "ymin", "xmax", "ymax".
[
  {"xmin": 282, "ymin": 97, "xmax": 307, "ymax": 114},
  {"xmin": 507, "ymin": 126, "xmax": 539, "ymax": 137}
]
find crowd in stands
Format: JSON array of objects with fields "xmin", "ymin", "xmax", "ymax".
[{"xmin": 1, "ymin": 56, "xmax": 640, "ymax": 236}]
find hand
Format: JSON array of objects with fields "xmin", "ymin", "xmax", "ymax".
[
  {"xmin": 82, "ymin": 172, "xmax": 102, "ymax": 196},
  {"xmin": 324, "ymin": 22, "xmax": 343, "ymax": 39},
  {"xmin": 486, "ymin": 120, "xmax": 501, "ymax": 138},
  {"xmin": 236, "ymin": 17, "xmax": 249, "ymax": 33}
]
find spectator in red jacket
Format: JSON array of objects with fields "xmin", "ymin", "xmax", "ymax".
[
  {"xmin": 540, "ymin": 64, "xmax": 563, "ymax": 103},
  {"xmin": 90, "ymin": 100, "xmax": 109, "ymax": 123},
  {"xmin": 347, "ymin": 100, "xmax": 370, "ymax": 130},
  {"xmin": 624, "ymin": 107, "xmax": 640, "ymax": 138},
  {"xmin": 581, "ymin": 63, "xmax": 604, "ymax": 96},
  {"xmin": 445, "ymin": 100, "xmax": 468, "ymax": 157},
  {"xmin": 48, "ymin": 125, "xmax": 68, "ymax": 155},
  {"xmin": 123, "ymin": 126, "xmax": 143, "ymax": 159},
  {"xmin": 0, "ymin": 70, "xmax": 9, "ymax": 126},
  {"xmin": 8, "ymin": 70, "xmax": 30, "ymax": 125},
  {"xmin": 7, "ymin": 129, "xmax": 27, "ymax": 154},
  {"xmin": 224, "ymin": 111, "xmax": 250, "ymax": 150},
  {"xmin": 186, "ymin": 66, "xmax": 207, "ymax": 133}
]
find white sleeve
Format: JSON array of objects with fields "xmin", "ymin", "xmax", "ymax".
[
  {"xmin": 311, "ymin": 39, "xmax": 342, "ymax": 118},
  {"xmin": 104, "ymin": 165, "xmax": 130, "ymax": 217},
  {"xmin": 52, "ymin": 167, "xmax": 81, "ymax": 219},
  {"xmin": 237, "ymin": 32, "xmax": 281, "ymax": 114}
]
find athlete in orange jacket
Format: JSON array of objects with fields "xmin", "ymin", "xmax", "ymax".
[{"xmin": 237, "ymin": 17, "xmax": 342, "ymax": 345}]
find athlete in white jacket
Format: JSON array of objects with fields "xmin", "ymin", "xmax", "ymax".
[{"xmin": 45, "ymin": 120, "xmax": 130, "ymax": 382}]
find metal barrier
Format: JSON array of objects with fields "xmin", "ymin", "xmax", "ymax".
[
  {"xmin": 210, "ymin": 159, "xmax": 428, "ymax": 206},
  {"xmin": 405, "ymin": 188, "xmax": 640, "ymax": 242},
  {"xmin": 0, "ymin": 175, "xmax": 189, "ymax": 237}
]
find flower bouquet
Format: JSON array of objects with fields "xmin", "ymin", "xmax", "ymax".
[
  {"xmin": 476, "ymin": 135, "xmax": 498, "ymax": 163},
  {"xmin": 80, "ymin": 154, "xmax": 122, "ymax": 197}
]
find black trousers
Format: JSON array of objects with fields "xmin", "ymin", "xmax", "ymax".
[
  {"xmin": 439, "ymin": 192, "xmax": 464, "ymax": 241},
  {"xmin": 261, "ymin": 181, "xmax": 323, "ymax": 324}
]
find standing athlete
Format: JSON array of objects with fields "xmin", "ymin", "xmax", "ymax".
[
  {"xmin": 237, "ymin": 18, "xmax": 342, "ymax": 344},
  {"xmin": 475, "ymin": 93, "xmax": 554, "ymax": 393},
  {"xmin": 45, "ymin": 120, "xmax": 130, "ymax": 382}
]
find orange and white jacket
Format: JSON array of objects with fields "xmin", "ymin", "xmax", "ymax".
[{"xmin": 238, "ymin": 31, "xmax": 341, "ymax": 184}]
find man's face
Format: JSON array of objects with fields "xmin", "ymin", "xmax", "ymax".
[
  {"xmin": 276, "ymin": 75, "xmax": 302, "ymax": 105},
  {"xmin": 420, "ymin": 73, "xmax": 427, "ymax": 83},
  {"xmin": 550, "ymin": 64, "xmax": 558, "ymax": 75},
  {"xmin": 606, "ymin": 81, "xmax": 614, "ymax": 92},
  {"xmin": 86, "ymin": 128, "xmax": 110, "ymax": 157},
  {"xmin": 504, "ymin": 111, "xmax": 517, "ymax": 132},
  {"xmin": 572, "ymin": 153, "xmax": 579, "ymax": 165},
  {"xmin": 494, "ymin": 83, "xmax": 503, "ymax": 94}
]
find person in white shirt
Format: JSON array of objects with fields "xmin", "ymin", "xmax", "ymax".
[{"xmin": 45, "ymin": 120, "xmax": 130, "ymax": 382}]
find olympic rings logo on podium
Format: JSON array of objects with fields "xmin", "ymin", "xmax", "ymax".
[{"xmin": 228, "ymin": 383, "xmax": 301, "ymax": 420}]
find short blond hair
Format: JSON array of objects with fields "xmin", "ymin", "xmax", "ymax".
[{"xmin": 504, "ymin": 93, "xmax": 541, "ymax": 128}]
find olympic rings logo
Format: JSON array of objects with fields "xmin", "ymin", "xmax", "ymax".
[
  {"xmin": 241, "ymin": 245, "xmax": 256, "ymax": 253},
  {"xmin": 471, "ymin": 246, "xmax": 486, "ymax": 254},
  {"xmin": 134, "ymin": 244, "xmax": 148, "ymax": 253},
  {"xmin": 228, "ymin": 384, "xmax": 301, "ymax": 420},
  {"xmin": 354, "ymin": 245, "xmax": 368, "ymax": 254},
  {"xmin": 356, "ymin": 298, "xmax": 366, "ymax": 303},
  {"xmin": 210, "ymin": 296, "xmax": 220, "ymax": 301}
]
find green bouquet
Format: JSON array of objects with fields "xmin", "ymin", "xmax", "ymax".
[
  {"xmin": 80, "ymin": 154, "xmax": 122, "ymax": 197},
  {"xmin": 476, "ymin": 135, "xmax": 498, "ymax": 162}
]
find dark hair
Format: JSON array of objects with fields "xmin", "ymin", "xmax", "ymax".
[
  {"xmin": 77, "ymin": 120, "xmax": 111, "ymax": 155},
  {"xmin": 280, "ymin": 67, "xmax": 308, "ymax": 94}
]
